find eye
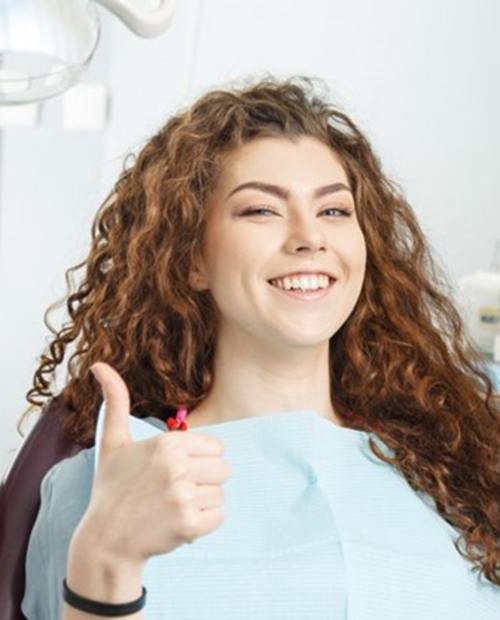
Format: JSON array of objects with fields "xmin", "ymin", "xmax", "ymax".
[
  {"xmin": 240, "ymin": 207, "xmax": 277, "ymax": 216},
  {"xmin": 321, "ymin": 207, "xmax": 352, "ymax": 217},
  {"xmin": 240, "ymin": 206, "xmax": 352, "ymax": 217}
]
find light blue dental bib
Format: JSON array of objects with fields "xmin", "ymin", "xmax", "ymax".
[{"xmin": 96, "ymin": 407, "xmax": 500, "ymax": 619}]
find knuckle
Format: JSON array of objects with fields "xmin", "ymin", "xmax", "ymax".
[
  {"xmin": 153, "ymin": 441, "xmax": 187, "ymax": 483},
  {"xmin": 151, "ymin": 435, "xmax": 171, "ymax": 461},
  {"xmin": 157, "ymin": 431, "xmax": 186, "ymax": 457},
  {"xmin": 157, "ymin": 431, "xmax": 182, "ymax": 452},
  {"xmin": 178, "ymin": 512, "xmax": 199, "ymax": 540},
  {"xmin": 171, "ymin": 482, "xmax": 194, "ymax": 509},
  {"xmin": 164, "ymin": 458, "xmax": 188, "ymax": 484}
]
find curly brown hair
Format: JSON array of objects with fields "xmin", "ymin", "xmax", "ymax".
[{"xmin": 18, "ymin": 74, "xmax": 499, "ymax": 585}]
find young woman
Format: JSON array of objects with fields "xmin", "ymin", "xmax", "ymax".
[{"xmin": 20, "ymin": 75, "xmax": 499, "ymax": 619}]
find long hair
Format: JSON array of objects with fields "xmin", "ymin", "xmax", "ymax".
[{"xmin": 18, "ymin": 74, "xmax": 499, "ymax": 585}]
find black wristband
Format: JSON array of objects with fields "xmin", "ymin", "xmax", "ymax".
[{"xmin": 63, "ymin": 577, "xmax": 147, "ymax": 616}]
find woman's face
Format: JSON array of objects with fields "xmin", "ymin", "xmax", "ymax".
[{"xmin": 192, "ymin": 135, "xmax": 367, "ymax": 349}]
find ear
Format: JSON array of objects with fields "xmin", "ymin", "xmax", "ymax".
[
  {"xmin": 188, "ymin": 258, "xmax": 208, "ymax": 291},
  {"xmin": 188, "ymin": 271, "xmax": 206, "ymax": 291}
]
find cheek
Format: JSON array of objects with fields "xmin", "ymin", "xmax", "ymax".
[
  {"xmin": 205, "ymin": 241, "xmax": 255, "ymax": 296},
  {"xmin": 215, "ymin": 227, "xmax": 271, "ymax": 273},
  {"xmin": 337, "ymin": 228, "xmax": 366, "ymax": 275},
  {"xmin": 202, "ymin": 223, "xmax": 241, "ymax": 275}
]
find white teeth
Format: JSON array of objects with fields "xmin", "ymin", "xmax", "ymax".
[{"xmin": 270, "ymin": 274, "xmax": 331, "ymax": 291}]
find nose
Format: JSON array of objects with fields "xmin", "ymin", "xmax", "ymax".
[{"xmin": 284, "ymin": 215, "xmax": 328, "ymax": 254}]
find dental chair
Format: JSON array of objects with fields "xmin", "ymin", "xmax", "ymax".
[{"xmin": 0, "ymin": 394, "xmax": 88, "ymax": 620}]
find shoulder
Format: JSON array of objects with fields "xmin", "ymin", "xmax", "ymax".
[
  {"xmin": 21, "ymin": 447, "xmax": 95, "ymax": 620},
  {"xmin": 36, "ymin": 446, "xmax": 96, "ymax": 548},
  {"xmin": 34, "ymin": 443, "xmax": 95, "ymax": 538},
  {"xmin": 42, "ymin": 445, "xmax": 95, "ymax": 504}
]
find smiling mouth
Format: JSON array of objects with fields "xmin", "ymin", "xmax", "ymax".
[{"xmin": 266, "ymin": 277, "xmax": 336, "ymax": 300}]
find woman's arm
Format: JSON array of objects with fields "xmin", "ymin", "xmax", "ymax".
[{"xmin": 63, "ymin": 526, "xmax": 146, "ymax": 620}]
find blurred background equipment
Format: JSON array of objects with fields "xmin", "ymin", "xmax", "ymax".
[
  {"xmin": 0, "ymin": 0, "xmax": 176, "ymax": 106},
  {"xmin": 457, "ymin": 240, "xmax": 500, "ymax": 391},
  {"xmin": 457, "ymin": 240, "xmax": 500, "ymax": 357}
]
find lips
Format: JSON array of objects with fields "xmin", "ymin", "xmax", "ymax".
[
  {"xmin": 266, "ymin": 277, "xmax": 336, "ymax": 300},
  {"xmin": 267, "ymin": 276, "xmax": 336, "ymax": 288},
  {"xmin": 269, "ymin": 272, "xmax": 336, "ymax": 281}
]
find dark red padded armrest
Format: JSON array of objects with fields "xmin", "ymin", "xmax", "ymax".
[{"xmin": 0, "ymin": 395, "xmax": 90, "ymax": 620}]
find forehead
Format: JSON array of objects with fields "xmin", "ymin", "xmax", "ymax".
[{"xmin": 217, "ymin": 135, "xmax": 349, "ymax": 190}]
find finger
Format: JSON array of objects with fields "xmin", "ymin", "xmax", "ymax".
[
  {"xmin": 181, "ymin": 431, "xmax": 225, "ymax": 457},
  {"xmin": 189, "ymin": 456, "xmax": 232, "ymax": 485},
  {"xmin": 90, "ymin": 362, "xmax": 132, "ymax": 455},
  {"xmin": 194, "ymin": 484, "xmax": 225, "ymax": 511},
  {"xmin": 196, "ymin": 506, "xmax": 225, "ymax": 536}
]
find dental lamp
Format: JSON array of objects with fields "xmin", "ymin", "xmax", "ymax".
[{"xmin": 0, "ymin": 0, "xmax": 176, "ymax": 106}]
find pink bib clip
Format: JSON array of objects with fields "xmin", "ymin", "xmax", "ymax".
[{"xmin": 167, "ymin": 406, "xmax": 189, "ymax": 431}]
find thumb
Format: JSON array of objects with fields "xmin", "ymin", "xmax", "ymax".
[{"xmin": 90, "ymin": 361, "xmax": 132, "ymax": 457}]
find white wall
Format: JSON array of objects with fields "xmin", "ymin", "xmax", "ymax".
[{"xmin": 1, "ymin": 0, "xmax": 499, "ymax": 476}]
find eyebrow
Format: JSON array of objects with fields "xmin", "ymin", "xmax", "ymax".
[{"xmin": 225, "ymin": 181, "xmax": 353, "ymax": 201}]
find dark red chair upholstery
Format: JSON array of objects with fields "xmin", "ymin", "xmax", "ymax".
[{"xmin": 0, "ymin": 395, "xmax": 89, "ymax": 620}]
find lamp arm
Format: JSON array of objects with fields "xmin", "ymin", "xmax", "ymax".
[{"xmin": 95, "ymin": 0, "xmax": 176, "ymax": 38}]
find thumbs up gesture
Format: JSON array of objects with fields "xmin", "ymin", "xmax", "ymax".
[{"xmin": 76, "ymin": 362, "xmax": 231, "ymax": 567}]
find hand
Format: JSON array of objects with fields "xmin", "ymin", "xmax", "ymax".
[{"xmin": 73, "ymin": 361, "xmax": 231, "ymax": 567}]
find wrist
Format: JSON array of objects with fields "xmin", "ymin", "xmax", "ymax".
[
  {"xmin": 72, "ymin": 508, "xmax": 146, "ymax": 570},
  {"xmin": 67, "ymin": 520, "xmax": 145, "ymax": 604}
]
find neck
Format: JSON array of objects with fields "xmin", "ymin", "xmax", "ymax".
[{"xmin": 187, "ymin": 324, "xmax": 341, "ymax": 428}]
